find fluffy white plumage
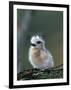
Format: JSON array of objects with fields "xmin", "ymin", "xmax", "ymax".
[{"xmin": 29, "ymin": 35, "xmax": 54, "ymax": 69}]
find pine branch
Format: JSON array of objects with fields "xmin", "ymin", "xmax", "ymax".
[{"xmin": 17, "ymin": 64, "xmax": 63, "ymax": 80}]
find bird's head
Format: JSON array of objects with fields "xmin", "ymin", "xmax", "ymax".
[{"xmin": 30, "ymin": 35, "xmax": 45, "ymax": 49}]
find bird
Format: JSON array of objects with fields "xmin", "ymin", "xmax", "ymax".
[{"xmin": 29, "ymin": 35, "xmax": 54, "ymax": 70}]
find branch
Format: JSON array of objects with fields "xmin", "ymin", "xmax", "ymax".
[{"xmin": 17, "ymin": 64, "xmax": 63, "ymax": 80}]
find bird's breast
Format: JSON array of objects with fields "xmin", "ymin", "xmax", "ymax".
[{"xmin": 31, "ymin": 48, "xmax": 48, "ymax": 64}]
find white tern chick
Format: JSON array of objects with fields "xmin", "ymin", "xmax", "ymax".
[{"xmin": 29, "ymin": 35, "xmax": 54, "ymax": 69}]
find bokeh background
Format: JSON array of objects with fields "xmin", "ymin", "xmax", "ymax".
[{"xmin": 17, "ymin": 9, "xmax": 63, "ymax": 74}]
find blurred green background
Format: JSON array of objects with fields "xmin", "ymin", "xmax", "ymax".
[{"xmin": 17, "ymin": 9, "xmax": 63, "ymax": 73}]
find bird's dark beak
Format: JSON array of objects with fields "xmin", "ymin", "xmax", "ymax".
[{"xmin": 31, "ymin": 43, "xmax": 36, "ymax": 46}]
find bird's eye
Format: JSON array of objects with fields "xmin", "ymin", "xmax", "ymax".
[{"xmin": 37, "ymin": 41, "xmax": 42, "ymax": 44}]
